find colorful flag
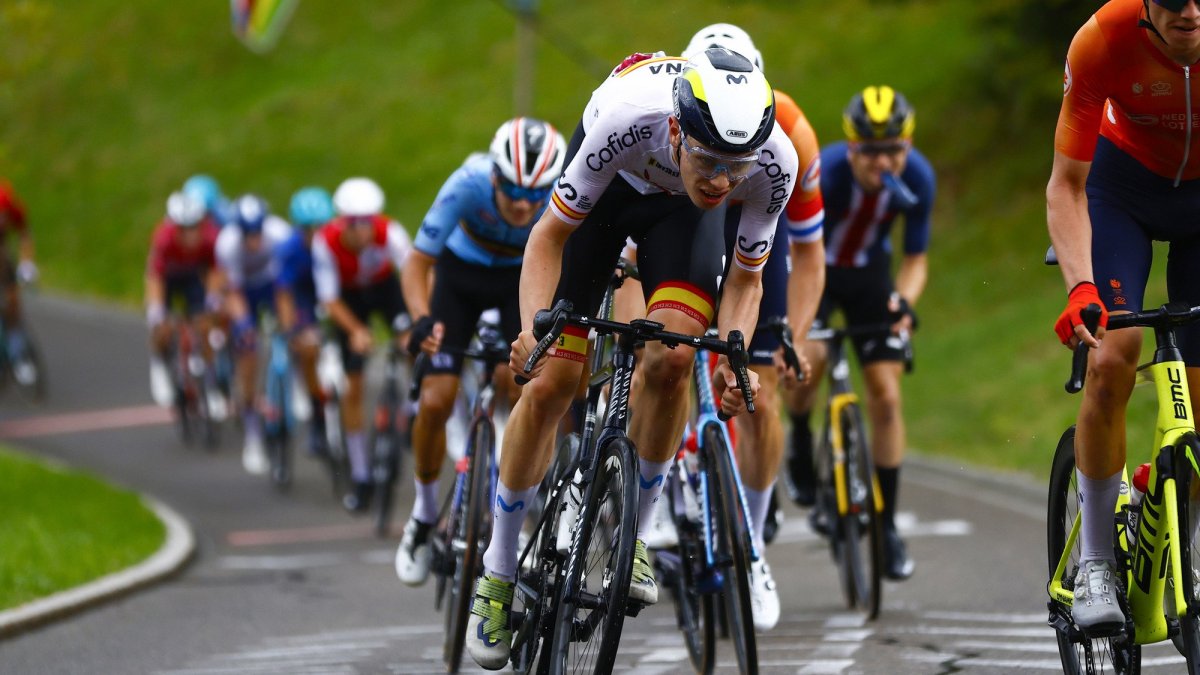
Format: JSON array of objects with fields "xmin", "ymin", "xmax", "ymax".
[{"xmin": 231, "ymin": 0, "xmax": 299, "ymax": 53}]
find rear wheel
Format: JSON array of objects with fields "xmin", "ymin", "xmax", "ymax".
[
  {"xmin": 265, "ymin": 367, "xmax": 293, "ymax": 489},
  {"xmin": 704, "ymin": 423, "xmax": 757, "ymax": 674},
  {"xmin": 322, "ymin": 394, "xmax": 347, "ymax": 499},
  {"xmin": 835, "ymin": 402, "xmax": 882, "ymax": 619},
  {"xmin": 443, "ymin": 419, "xmax": 493, "ymax": 673},
  {"xmin": 664, "ymin": 468, "xmax": 716, "ymax": 674},
  {"xmin": 549, "ymin": 437, "xmax": 637, "ymax": 674},
  {"xmin": 370, "ymin": 401, "xmax": 401, "ymax": 537},
  {"xmin": 511, "ymin": 460, "xmax": 571, "ymax": 675},
  {"xmin": 1047, "ymin": 426, "xmax": 1140, "ymax": 674}
]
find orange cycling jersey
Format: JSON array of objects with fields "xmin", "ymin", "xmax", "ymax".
[
  {"xmin": 1057, "ymin": 0, "xmax": 1200, "ymax": 182},
  {"xmin": 774, "ymin": 91, "xmax": 824, "ymax": 242}
]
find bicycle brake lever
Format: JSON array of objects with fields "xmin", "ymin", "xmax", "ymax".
[
  {"xmin": 718, "ymin": 330, "xmax": 755, "ymax": 421},
  {"xmin": 1066, "ymin": 304, "xmax": 1103, "ymax": 394},
  {"xmin": 515, "ymin": 300, "xmax": 574, "ymax": 386}
]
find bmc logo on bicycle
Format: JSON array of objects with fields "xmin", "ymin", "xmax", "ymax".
[{"xmin": 1169, "ymin": 368, "xmax": 1189, "ymax": 421}]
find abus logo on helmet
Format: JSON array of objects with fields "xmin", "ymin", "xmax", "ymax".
[
  {"xmin": 585, "ymin": 124, "xmax": 653, "ymax": 172},
  {"xmin": 726, "ymin": 129, "xmax": 748, "ymax": 138}
]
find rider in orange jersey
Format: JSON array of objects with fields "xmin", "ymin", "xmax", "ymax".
[{"xmin": 1048, "ymin": 0, "xmax": 1200, "ymax": 634}]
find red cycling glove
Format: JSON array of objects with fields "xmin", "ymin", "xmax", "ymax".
[{"xmin": 1054, "ymin": 281, "xmax": 1108, "ymax": 345}]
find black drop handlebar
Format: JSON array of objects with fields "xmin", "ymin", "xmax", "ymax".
[
  {"xmin": 516, "ymin": 299, "xmax": 756, "ymax": 417},
  {"xmin": 1065, "ymin": 302, "xmax": 1200, "ymax": 394}
]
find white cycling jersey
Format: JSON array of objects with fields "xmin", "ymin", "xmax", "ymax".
[
  {"xmin": 215, "ymin": 214, "xmax": 293, "ymax": 290},
  {"xmin": 549, "ymin": 55, "xmax": 798, "ymax": 271}
]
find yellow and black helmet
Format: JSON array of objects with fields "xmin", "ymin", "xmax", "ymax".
[{"xmin": 842, "ymin": 85, "xmax": 915, "ymax": 142}]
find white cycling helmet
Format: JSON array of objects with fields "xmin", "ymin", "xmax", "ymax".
[
  {"xmin": 333, "ymin": 177, "xmax": 385, "ymax": 217},
  {"xmin": 489, "ymin": 117, "xmax": 566, "ymax": 189},
  {"xmin": 673, "ymin": 49, "xmax": 775, "ymax": 155},
  {"xmin": 682, "ymin": 23, "xmax": 763, "ymax": 72},
  {"xmin": 166, "ymin": 190, "xmax": 205, "ymax": 227}
]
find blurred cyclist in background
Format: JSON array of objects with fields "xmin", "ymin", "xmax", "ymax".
[
  {"xmin": 394, "ymin": 117, "xmax": 565, "ymax": 587},
  {"xmin": 0, "ymin": 179, "xmax": 39, "ymax": 361},
  {"xmin": 216, "ymin": 194, "xmax": 294, "ymax": 475},
  {"xmin": 183, "ymin": 174, "xmax": 232, "ymax": 228},
  {"xmin": 276, "ymin": 186, "xmax": 336, "ymax": 456},
  {"xmin": 788, "ymin": 85, "xmax": 936, "ymax": 582},
  {"xmin": 145, "ymin": 191, "xmax": 222, "ymax": 405},
  {"xmin": 312, "ymin": 177, "xmax": 413, "ymax": 513}
]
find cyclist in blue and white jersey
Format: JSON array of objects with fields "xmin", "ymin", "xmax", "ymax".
[
  {"xmin": 275, "ymin": 187, "xmax": 335, "ymax": 456},
  {"xmin": 217, "ymin": 194, "xmax": 294, "ymax": 475},
  {"xmin": 467, "ymin": 49, "xmax": 794, "ymax": 669},
  {"xmin": 789, "ymin": 86, "xmax": 935, "ymax": 582},
  {"xmin": 394, "ymin": 117, "xmax": 566, "ymax": 588}
]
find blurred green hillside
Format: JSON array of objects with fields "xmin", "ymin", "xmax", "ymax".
[{"xmin": 5, "ymin": 0, "xmax": 1163, "ymax": 478}]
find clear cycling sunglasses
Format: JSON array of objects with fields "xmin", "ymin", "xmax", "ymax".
[
  {"xmin": 1153, "ymin": 0, "xmax": 1195, "ymax": 11},
  {"xmin": 680, "ymin": 135, "xmax": 760, "ymax": 182}
]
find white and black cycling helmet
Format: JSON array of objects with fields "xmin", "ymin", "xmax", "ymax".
[
  {"xmin": 166, "ymin": 190, "xmax": 205, "ymax": 227},
  {"xmin": 673, "ymin": 48, "xmax": 776, "ymax": 155},
  {"xmin": 489, "ymin": 117, "xmax": 566, "ymax": 189},
  {"xmin": 682, "ymin": 23, "xmax": 763, "ymax": 72},
  {"xmin": 333, "ymin": 177, "xmax": 385, "ymax": 217}
]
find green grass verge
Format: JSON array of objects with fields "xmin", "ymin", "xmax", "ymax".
[{"xmin": 0, "ymin": 446, "xmax": 165, "ymax": 611}]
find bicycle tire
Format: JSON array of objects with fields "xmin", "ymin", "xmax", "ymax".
[
  {"xmin": 548, "ymin": 436, "xmax": 637, "ymax": 674},
  {"xmin": 265, "ymin": 364, "xmax": 293, "ymax": 489},
  {"xmin": 444, "ymin": 418, "xmax": 493, "ymax": 673},
  {"xmin": 8, "ymin": 329, "xmax": 46, "ymax": 403},
  {"xmin": 1175, "ymin": 436, "xmax": 1200, "ymax": 674},
  {"xmin": 835, "ymin": 402, "xmax": 883, "ymax": 619},
  {"xmin": 1047, "ymin": 426, "xmax": 1141, "ymax": 674},
  {"xmin": 703, "ymin": 423, "xmax": 757, "ymax": 674},
  {"xmin": 664, "ymin": 471, "xmax": 716, "ymax": 674},
  {"xmin": 371, "ymin": 424, "xmax": 401, "ymax": 537},
  {"xmin": 322, "ymin": 394, "xmax": 348, "ymax": 498},
  {"xmin": 511, "ymin": 458, "xmax": 572, "ymax": 675}
]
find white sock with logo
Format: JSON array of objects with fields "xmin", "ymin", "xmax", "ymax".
[
  {"xmin": 744, "ymin": 482, "xmax": 773, "ymax": 553},
  {"xmin": 482, "ymin": 480, "xmax": 540, "ymax": 582},
  {"xmin": 635, "ymin": 458, "xmax": 673, "ymax": 542},
  {"xmin": 412, "ymin": 478, "xmax": 440, "ymax": 525},
  {"xmin": 1077, "ymin": 468, "xmax": 1122, "ymax": 563}
]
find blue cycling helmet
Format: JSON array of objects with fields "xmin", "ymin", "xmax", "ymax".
[
  {"xmin": 231, "ymin": 194, "xmax": 269, "ymax": 234},
  {"xmin": 289, "ymin": 187, "xmax": 335, "ymax": 228},
  {"xmin": 183, "ymin": 174, "xmax": 224, "ymax": 214}
]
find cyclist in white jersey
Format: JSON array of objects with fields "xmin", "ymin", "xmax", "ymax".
[{"xmin": 466, "ymin": 48, "xmax": 796, "ymax": 670}]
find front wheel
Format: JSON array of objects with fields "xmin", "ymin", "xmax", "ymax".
[
  {"xmin": 548, "ymin": 436, "xmax": 637, "ymax": 674},
  {"xmin": 1174, "ymin": 435, "xmax": 1200, "ymax": 674},
  {"xmin": 704, "ymin": 423, "xmax": 757, "ymax": 673},
  {"xmin": 664, "ymin": 467, "xmax": 716, "ymax": 674},
  {"xmin": 1047, "ymin": 426, "xmax": 1140, "ymax": 674},
  {"xmin": 443, "ymin": 419, "xmax": 493, "ymax": 673},
  {"xmin": 834, "ymin": 402, "xmax": 882, "ymax": 620},
  {"xmin": 370, "ymin": 410, "xmax": 401, "ymax": 537}
]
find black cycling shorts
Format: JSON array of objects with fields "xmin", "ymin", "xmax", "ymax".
[
  {"xmin": 164, "ymin": 273, "xmax": 206, "ymax": 318},
  {"xmin": 427, "ymin": 251, "xmax": 521, "ymax": 375},
  {"xmin": 335, "ymin": 273, "xmax": 408, "ymax": 373},
  {"xmin": 555, "ymin": 121, "xmax": 726, "ymax": 337},
  {"xmin": 723, "ymin": 205, "xmax": 789, "ymax": 365},
  {"xmin": 815, "ymin": 256, "xmax": 908, "ymax": 365},
  {"xmin": 1088, "ymin": 136, "xmax": 1200, "ymax": 366}
]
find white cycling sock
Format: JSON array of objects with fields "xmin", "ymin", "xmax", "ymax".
[
  {"xmin": 482, "ymin": 480, "xmax": 539, "ymax": 582},
  {"xmin": 744, "ymin": 482, "xmax": 773, "ymax": 553},
  {"xmin": 347, "ymin": 432, "xmax": 369, "ymax": 483},
  {"xmin": 635, "ymin": 458, "xmax": 673, "ymax": 542},
  {"xmin": 1077, "ymin": 468, "xmax": 1122, "ymax": 563},
  {"xmin": 412, "ymin": 477, "xmax": 440, "ymax": 525}
]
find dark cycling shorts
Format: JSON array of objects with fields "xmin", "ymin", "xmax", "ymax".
[
  {"xmin": 1088, "ymin": 136, "xmax": 1200, "ymax": 366},
  {"xmin": 242, "ymin": 282, "xmax": 275, "ymax": 326},
  {"xmin": 815, "ymin": 256, "xmax": 908, "ymax": 365},
  {"xmin": 165, "ymin": 273, "xmax": 206, "ymax": 318},
  {"xmin": 336, "ymin": 273, "xmax": 409, "ymax": 373},
  {"xmin": 554, "ymin": 122, "xmax": 726, "ymax": 359},
  {"xmin": 427, "ymin": 251, "xmax": 521, "ymax": 375},
  {"xmin": 723, "ymin": 206, "xmax": 788, "ymax": 366}
]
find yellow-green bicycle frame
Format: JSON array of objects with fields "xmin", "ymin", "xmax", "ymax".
[
  {"xmin": 828, "ymin": 390, "xmax": 884, "ymax": 517},
  {"xmin": 1048, "ymin": 358, "xmax": 1200, "ymax": 644}
]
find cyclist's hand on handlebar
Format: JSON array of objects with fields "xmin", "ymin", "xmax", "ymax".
[
  {"xmin": 712, "ymin": 359, "xmax": 760, "ymax": 418},
  {"xmin": 887, "ymin": 292, "xmax": 917, "ymax": 335},
  {"xmin": 1054, "ymin": 281, "xmax": 1108, "ymax": 349},
  {"xmin": 772, "ymin": 347, "xmax": 812, "ymax": 384},
  {"xmin": 407, "ymin": 316, "xmax": 444, "ymax": 356},
  {"xmin": 509, "ymin": 329, "xmax": 546, "ymax": 380}
]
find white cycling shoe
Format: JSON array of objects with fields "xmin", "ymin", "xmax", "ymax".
[
  {"xmin": 395, "ymin": 517, "xmax": 434, "ymax": 586},
  {"xmin": 242, "ymin": 426, "xmax": 268, "ymax": 476},
  {"xmin": 149, "ymin": 357, "xmax": 174, "ymax": 408},
  {"xmin": 642, "ymin": 498, "xmax": 679, "ymax": 549},
  {"xmin": 749, "ymin": 558, "xmax": 781, "ymax": 632}
]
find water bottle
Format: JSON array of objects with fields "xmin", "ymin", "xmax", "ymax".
[{"xmin": 1127, "ymin": 462, "xmax": 1151, "ymax": 547}]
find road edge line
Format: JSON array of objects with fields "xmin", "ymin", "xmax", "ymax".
[{"xmin": 0, "ymin": 495, "xmax": 195, "ymax": 639}]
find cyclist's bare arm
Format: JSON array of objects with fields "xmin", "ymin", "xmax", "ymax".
[
  {"xmin": 895, "ymin": 252, "xmax": 927, "ymax": 307},
  {"xmin": 713, "ymin": 264, "xmax": 763, "ymax": 415},
  {"xmin": 1047, "ymin": 150, "xmax": 1102, "ymax": 347},
  {"xmin": 400, "ymin": 248, "xmax": 436, "ymax": 320},
  {"xmin": 275, "ymin": 287, "xmax": 298, "ymax": 334},
  {"xmin": 324, "ymin": 298, "xmax": 371, "ymax": 353},
  {"xmin": 787, "ymin": 239, "xmax": 824, "ymax": 343},
  {"xmin": 144, "ymin": 273, "xmax": 166, "ymax": 316},
  {"xmin": 511, "ymin": 210, "xmax": 574, "ymax": 378},
  {"xmin": 17, "ymin": 229, "xmax": 34, "ymax": 267}
]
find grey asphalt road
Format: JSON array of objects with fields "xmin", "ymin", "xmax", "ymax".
[{"xmin": 0, "ymin": 295, "xmax": 1187, "ymax": 674}]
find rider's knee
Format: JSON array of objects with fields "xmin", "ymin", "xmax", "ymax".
[
  {"xmin": 640, "ymin": 343, "xmax": 694, "ymax": 390},
  {"xmin": 1086, "ymin": 345, "xmax": 1139, "ymax": 406},
  {"xmin": 521, "ymin": 361, "xmax": 581, "ymax": 417},
  {"xmin": 418, "ymin": 386, "xmax": 456, "ymax": 424}
]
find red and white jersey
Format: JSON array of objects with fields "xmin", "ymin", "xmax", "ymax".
[
  {"xmin": 215, "ymin": 215, "xmax": 293, "ymax": 290},
  {"xmin": 548, "ymin": 55, "xmax": 798, "ymax": 272},
  {"xmin": 312, "ymin": 215, "xmax": 412, "ymax": 303},
  {"xmin": 146, "ymin": 218, "xmax": 220, "ymax": 279},
  {"xmin": 0, "ymin": 181, "xmax": 28, "ymax": 242}
]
